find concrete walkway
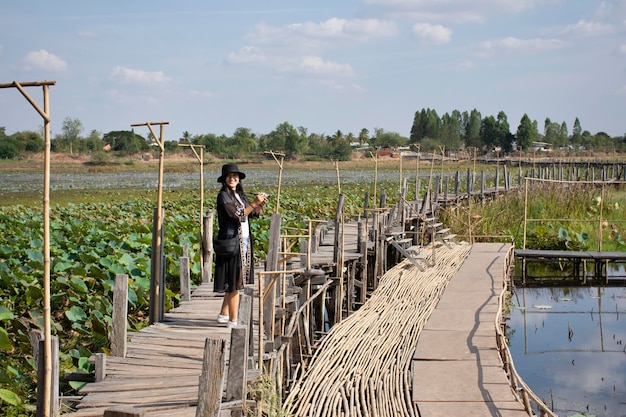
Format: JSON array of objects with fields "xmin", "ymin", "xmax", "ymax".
[{"xmin": 412, "ymin": 242, "xmax": 529, "ymax": 417}]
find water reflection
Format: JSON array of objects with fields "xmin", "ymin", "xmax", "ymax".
[{"xmin": 507, "ymin": 286, "xmax": 626, "ymax": 416}]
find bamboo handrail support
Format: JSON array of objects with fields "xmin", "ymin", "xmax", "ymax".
[
  {"xmin": 131, "ymin": 121, "xmax": 169, "ymax": 323},
  {"xmin": 178, "ymin": 143, "xmax": 205, "ymax": 273},
  {"xmin": 1, "ymin": 79, "xmax": 56, "ymax": 417},
  {"xmin": 264, "ymin": 150, "xmax": 285, "ymax": 213}
]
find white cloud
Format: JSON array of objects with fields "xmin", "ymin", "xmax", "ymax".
[
  {"xmin": 21, "ymin": 49, "xmax": 67, "ymax": 72},
  {"xmin": 412, "ymin": 23, "xmax": 452, "ymax": 44},
  {"xmin": 250, "ymin": 17, "xmax": 397, "ymax": 49},
  {"xmin": 620, "ymin": 44, "xmax": 626, "ymax": 54},
  {"xmin": 292, "ymin": 56, "xmax": 354, "ymax": 76},
  {"xmin": 227, "ymin": 46, "xmax": 266, "ymax": 64},
  {"xmin": 189, "ymin": 90, "xmax": 217, "ymax": 99},
  {"xmin": 558, "ymin": 19, "xmax": 615, "ymax": 37},
  {"xmin": 109, "ymin": 66, "xmax": 171, "ymax": 84},
  {"xmin": 361, "ymin": 0, "xmax": 547, "ymax": 23},
  {"xmin": 228, "ymin": 17, "xmax": 389, "ymax": 77},
  {"xmin": 477, "ymin": 36, "xmax": 566, "ymax": 56}
]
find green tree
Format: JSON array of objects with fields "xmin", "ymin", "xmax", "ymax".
[
  {"xmin": 306, "ymin": 133, "xmax": 332, "ymax": 158},
  {"xmin": 180, "ymin": 131, "xmax": 192, "ymax": 143},
  {"xmin": 193, "ymin": 133, "xmax": 223, "ymax": 154},
  {"xmin": 480, "ymin": 116, "xmax": 499, "ymax": 151},
  {"xmin": 61, "ymin": 117, "xmax": 84, "ymax": 154},
  {"xmin": 103, "ymin": 130, "xmax": 149, "ymax": 155},
  {"xmin": 555, "ymin": 122, "xmax": 568, "ymax": 148},
  {"xmin": 374, "ymin": 130, "xmax": 407, "ymax": 148},
  {"xmin": 410, "ymin": 108, "xmax": 440, "ymax": 143},
  {"xmin": 515, "ymin": 114, "xmax": 536, "ymax": 150},
  {"xmin": 225, "ymin": 127, "xmax": 258, "ymax": 157},
  {"xmin": 543, "ymin": 118, "xmax": 560, "ymax": 145},
  {"xmin": 440, "ymin": 112, "xmax": 461, "ymax": 151},
  {"xmin": 496, "ymin": 111, "xmax": 514, "ymax": 152},
  {"xmin": 0, "ymin": 137, "xmax": 19, "ymax": 158},
  {"xmin": 463, "ymin": 109, "xmax": 482, "ymax": 149},
  {"xmin": 10, "ymin": 130, "xmax": 44, "ymax": 153},
  {"xmin": 358, "ymin": 128, "xmax": 369, "ymax": 146},
  {"xmin": 261, "ymin": 122, "xmax": 304, "ymax": 159},
  {"xmin": 82, "ymin": 130, "xmax": 103, "ymax": 153},
  {"xmin": 571, "ymin": 117, "xmax": 582, "ymax": 147}
]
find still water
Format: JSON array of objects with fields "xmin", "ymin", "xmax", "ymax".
[{"xmin": 507, "ymin": 285, "xmax": 626, "ymax": 416}]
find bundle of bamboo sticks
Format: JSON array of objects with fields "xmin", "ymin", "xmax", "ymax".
[{"xmin": 284, "ymin": 242, "xmax": 471, "ymax": 417}]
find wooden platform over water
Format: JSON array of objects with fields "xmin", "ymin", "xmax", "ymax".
[{"xmin": 515, "ymin": 248, "xmax": 626, "ymax": 285}]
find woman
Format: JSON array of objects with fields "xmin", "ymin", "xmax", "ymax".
[{"xmin": 214, "ymin": 163, "xmax": 267, "ymax": 328}]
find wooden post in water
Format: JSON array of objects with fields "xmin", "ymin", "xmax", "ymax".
[
  {"xmin": 225, "ymin": 326, "xmax": 249, "ymax": 415},
  {"xmin": 180, "ymin": 245, "xmax": 191, "ymax": 302},
  {"xmin": 150, "ymin": 207, "xmax": 165, "ymax": 323},
  {"xmin": 111, "ymin": 274, "xmax": 128, "ymax": 357},
  {"xmin": 196, "ymin": 338, "xmax": 226, "ymax": 417},
  {"xmin": 36, "ymin": 336, "xmax": 58, "ymax": 417}
]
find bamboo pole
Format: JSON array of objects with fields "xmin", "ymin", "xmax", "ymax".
[
  {"xmin": 264, "ymin": 150, "xmax": 285, "ymax": 213},
  {"xmin": 131, "ymin": 122, "xmax": 169, "ymax": 323},
  {"xmin": 179, "ymin": 143, "xmax": 205, "ymax": 274},
  {"xmin": 369, "ymin": 151, "xmax": 378, "ymax": 209},
  {"xmin": 334, "ymin": 160, "xmax": 341, "ymax": 195},
  {"xmin": 1, "ymin": 80, "xmax": 56, "ymax": 417}
]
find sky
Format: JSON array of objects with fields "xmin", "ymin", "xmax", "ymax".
[{"xmin": 1, "ymin": 1, "xmax": 625, "ymax": 141}]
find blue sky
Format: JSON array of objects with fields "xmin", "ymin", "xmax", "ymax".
[{"xmin": 1, "ymin": 1, "xmax": 625, "ymax": 141}]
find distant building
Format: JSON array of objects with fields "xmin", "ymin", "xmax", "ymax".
[{"xmin": 530, "ymin": 141, "xmax": 551, "ymax": 152}]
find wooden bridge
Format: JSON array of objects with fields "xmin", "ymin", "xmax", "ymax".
[
  {"xmin": 59, "ymin": 196, "xmax": 549, "ymax": 416},
  {"xmin": 53, "ymin": 162, "xmax": 626, "ymax": 417}
]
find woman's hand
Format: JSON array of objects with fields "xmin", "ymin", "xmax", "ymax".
[{"xmin": 254, "ymin": 192, "xmax": 268, "ymax": 207}]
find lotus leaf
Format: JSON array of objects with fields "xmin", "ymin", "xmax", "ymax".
[
  {"xmin": 0, "ymin": 388, "xmax": 21, "ymax": 406},
  {"xmin": 0, "ymin": 327, "xmax": 12, "ymax": 350},
  {"xmin": 65, "ymin": 306, "xmax": 87, "ymax": 323}
]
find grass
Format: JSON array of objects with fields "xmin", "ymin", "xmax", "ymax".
[{"xmin": 441, "ymin": 183, "xmax": 626, "ymax": 252}]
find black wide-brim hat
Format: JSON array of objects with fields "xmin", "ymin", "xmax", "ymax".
[{"xmin": 217, "ymin": 163, "xmax": 246, "ymax": 183}]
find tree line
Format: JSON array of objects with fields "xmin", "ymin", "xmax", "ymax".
[{"xmin": 1, "ymin": 109, "xmax": 624, "ymax": 160}]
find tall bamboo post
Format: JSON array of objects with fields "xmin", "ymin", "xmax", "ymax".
[
  {"xmin": 399, "ymin": 152, "xmax": 403, "ymax": 195},
  {"xmin": 334, "ymin": 160, "xmax": 341, "ymax": 195},
  {"xmin": 179, "ymin": 143, "xmax": 205, "ymax": 273},
  {"xmin": 131, "ymin": 121, "xmax": 169, "ymax": 323},
  {"xmin": 264, "ymin": 151, "xmax": 285, "ymax": 213},
  {"xmin": 0, "ymin": 80, "xmax": 56, "ymax": 417},
  {"xmin": 369, "ymin": 151, "xmax": 378, "ymax": 209},
  {"xmin": 523, "ymin": 177, "xmax": 529, "ymax": 250},
  {"xmin": 414, "ymin": 144, "xmax": 420, "ymax": 201},
  {"xmin": 598, "ymin": 182, "xmax": 605, "ymax": 252}
]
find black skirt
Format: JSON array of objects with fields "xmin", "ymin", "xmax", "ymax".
[{"xmin": 214, "ymin": 253, "xmax": 243, "ymax": 293}]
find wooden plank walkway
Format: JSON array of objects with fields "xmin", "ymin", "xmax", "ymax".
[
  {"xmin": 63, "ymin": 240, "xmax": 532, "ymax": 416},
  {"xmin": 62, "ymin": 287, "xmax": 236, "ymax": 416},
  {"xmin": 412, "ymin": 242, "xmax": 529, "ymax": 416}
]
